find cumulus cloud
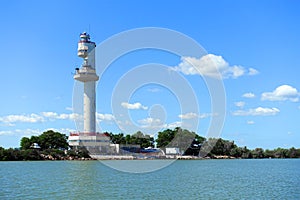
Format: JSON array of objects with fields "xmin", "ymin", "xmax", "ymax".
[
  {"xmin": 65, "ymin": 107, "xmax": 73, "ymax": 111},
  {"xmin": 0, "ymin": 112, "xmax": 84, "ymax": 126},
  {"xmin": 0, "ymin": 128, "xmax": 77, "ymax": 136},
  {"xmin": 138, "ymin": 117, "xmax": 163, "ymax": 128},
  {"xmin": 41, "ymin": 112, "xmax": 82, "ymax": 120},
  {"xmin": 178, "ymin": 112, "xmax": 198, "ymax": 119},
  {"xmin": 137, "ymin": 117, "xmax": 187, "ymax": 130},
  {"xmin": 0, "ymin": 130, "xmax": 14, "ymax": 135},
  {"xmin": 164, "ymin": 121, "xmax": 183, "ymax": 129},
  {"xmin": 248, "ymin": 68, "xmax": 259, "ymax": 75},
  {"xmin": 0, "ymin": 114, "xmax": 44, "ymax": 124},
  {"xmin": 261, "ymin": 85, "xmax": 299, "ymax": 102},
  {"xmin": 138, "ymin": 117, "xmax": 162, "ymax": 125},
  {"xmin": 121, "ymin": 102, "xmax": 148, "ymax": 110},
  {"xmin": 232, "ymin": 107, "xmax": 280, "ymax": 116},
  {"xmin": 41, "ymin": 112, "xmax": 58, "ymax": 118},
  {"xmin": 178, "ymin": 112, "xmax": 216, "ymax": 119},
  {"xmin": 173, "ymin": 54, "xmax": 259, "ymax": 79},
  {"xmin": 0, "ymin": 129, "xmax": 41, "ymax": 136},
  {"xmin": 242, "ymin": 92, "xmax": 256, "ymax": 98},
  {"xmin": 96, "ymin": 113, "xmax": 115, "ymax": 121},
  {"xmin": 235, "ymin": 101, "xmax": 245, "ymax": 108}
]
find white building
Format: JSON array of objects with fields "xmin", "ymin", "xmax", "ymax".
[{"xmin": 165, "ymin": 147, "xmax": 181, "ymax": 155}]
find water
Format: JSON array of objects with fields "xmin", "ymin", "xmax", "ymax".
[{"xmin": 0, "ymin": 159, "xmax": 299, "ymax": 199}]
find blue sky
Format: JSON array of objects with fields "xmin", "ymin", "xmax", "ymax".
[{"xmin": 0, "ymin": 0, "xmax": 299, "ymax": 149}]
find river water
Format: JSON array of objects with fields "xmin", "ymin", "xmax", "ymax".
[{"xmin": 0, "ymin": 159, "xmax": 299, "ymax": 199}]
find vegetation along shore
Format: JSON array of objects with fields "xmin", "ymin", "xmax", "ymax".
[{"xmin": 1, "ymin": 128, "xmax": 300, "ymax": 161}]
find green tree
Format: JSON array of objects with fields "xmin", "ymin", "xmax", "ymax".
[
  {"xmin": 110, "ymin": 133, "xmax": 126, "ymax": 144},
  {"xmin": 251, "ymin": 148, "xmax": 265, "ymax": 158},
  {"xmin": 241, "ymin": 146, "xmax": 252, "ymax": 158},
  {"xmin": 273, "ymin": 148, "xmax": 289, "ymax": 158},
  {"xmin": 230, "ymin": 147, "xmax": 243, "ymax": 158},
  {"xmin": 131, "ymin": 131, "xmax": 154, "ymax": 148},
  {"xmin": 264, "ymin": 149, "xmax": 274, "ymax": 158},
  {"xmin": 0, "ymin": 147, "xmax": 5, "ymax": 161},
  {"xmin": 156, "ymin": 129, "xmax": 176, "ymax": 148},
  {"xmin": 156, "ymin": 127, "xmax": 205, "ymax": 155},
  {"xmin": 20, "ymin": 137, "xmax": 31, "ymax": 150},
  {"xmin": 38, "ymin": 130, "xmax": 68, "ymax": 150},
  {"xmin": 207, "ymin": 138, "xmax": 236, "ymax": 156}
]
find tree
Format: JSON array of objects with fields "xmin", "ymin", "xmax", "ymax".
[
  {"xmin": 0, "ymin": 147, "xmax": 5, "ymax": 161},
  {"xmin": 251, "ymin": 148, "xmax": 265, "ymax": 158},
  {"xmin": 131, "ymin": 131, "xmax": 154, "ymax": 148},
  {"xmin": 241, "ymin": 146, "xmax": 252, "ymax": 158},
  {"xmin": 156, "ymin": 127, "xmax": 205, "ymax": 155},
  {"xmin": 20, "ymin": 137, "xmax": 31, "ymax": 150},
  {"xmin": 109, "ymin": 132, "xmax": 126, "ymax": 144},
  {"xmin": 156, "ymin": 129, "xmax": 175, "ymax": 148},
  {"xmin": 230, "ymin": 147, "xmax": 243, "ymax": 158},
  {"xmin": 264, "ymin": 149, "xmax": 274, "ymax": 158},
  {"xmin": 38, "ymin": 130, "xmax": 68, "ymax": 150},
  {"xmin": 273, "ymin": 148, "xmax": 289, "ymax": 158},
  {"xmin": 207, "ymin": 138, "xmax": 236, "ymax": 156}
]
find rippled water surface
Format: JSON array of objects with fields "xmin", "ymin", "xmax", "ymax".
[{"xmin": 0, "ymin": 159, "xmax": 299, "ymax": 199}]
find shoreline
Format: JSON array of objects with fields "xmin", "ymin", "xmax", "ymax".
[{"xmin": 2, "ymin": 154, "xmax": 298, "ymax": 161}]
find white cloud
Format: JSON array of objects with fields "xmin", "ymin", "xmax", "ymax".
[
  {"xmin": 65, "ymin": 107, "xmax": 73, "ymax": 111},
  {"xmin": 178, "ymin": 112, "xmax": 216, "ymax": 119},
  {"xmin": 164, "ymin": 121, "xmax": 183, "ymax": 129},
  {"xmin": 41, "ymin": 112, "xmax": 82, "ymax": 120},
  {"xmin": 242, "ymin": 92, "xmax": 256, "ymax": 98},
  {"xmin": 173, "ymin": 54, "xmax": 259, "ymax": 79},
  {"xmin": 42, "ymin": 112, "xmax": 58, "ymax": 118},
  {"xmin": 138, "ymin": 117, "xmax": 162, "ymax": 125},
  {"xmin": 137, "ymin": 117, "xmax": 188, "ymax": 130},
  {"xmin": 121, "ymin": 102, "xmax": 148, "ymax": 110},
  {"xmin": 0, "ymin": 112, "xmax": 83, "ymax": 126},
  {"xmin": 0, "ymin": 130, "xmax": 14, "ymax": 135},
  {"xmin": 16, "ymin": 128, "xmax": 41, "ymax": 135},
  {"xmin": 138, "ymin": 118, "xmax": 163, "ymax": 128},
  {"xmin": 247, "ymin": 120, "xmax": 255, "ymax": 125},
  {"xmin": 57, "ymin": 113, "xmax": 82, "ymax": 120},
  {"xmin": 0, "ymin": 129, "xmax": 41, "ymax": 136},
  {"xmin": 261, "ymin": 85, "xmax": 299, "ymax": 102},
  {"xmin": 235, "ymin": 101, "xmax": 245, "ymax": 108},
  {"xmin": 47, "ymin": 128, "xmax": 76, "ymax": 135},
  {"xmin": 178, "ymin": 112, "xmax": 198, "ymax": 119},
  {"xmin": 96, "ymin": 113, "xmax": 115, "ymax": 121},
  {"xmin": 0, "ymin": 128, "xmax": 76, "ymax": 136},
  {"xmin": 248, "ymin": 68, "xmax": 259, "ymax": 75},
  {"xmin": 232, "ymin": 107, "xmax": 280, "ymax": 116},
  {"xmin": 0, "ymin": 114, "xmax": 44, "ymax": 124}
]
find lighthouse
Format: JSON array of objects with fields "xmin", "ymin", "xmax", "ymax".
[
  {"xmin": 68, "ymin": 32, "xmax": 111, "ymax": 153},
  {"xmin": 74, "ymin": 32, "xmax": 99, "ymax": 133}
]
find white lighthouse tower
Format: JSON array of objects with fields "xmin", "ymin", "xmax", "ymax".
[
  {"xmin": 69, "ymin": 32, "xmax": 111, "ymax": 153},
  {"xmin": 74, "ymin": 32, "xmax": 99, "ymax": 133}
]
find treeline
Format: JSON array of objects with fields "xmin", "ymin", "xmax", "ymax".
[
  {"xmin": 0, "ymin": 130, "xmax": 89, "ymax": 161},
  {"xmin": 202, "ymin": 138, "xmax": 300, "ymax": 159},
  {"xmin": 107, "ymin": 131, "xmax": 155, "ymax": 148},
  {"xmin": 107, "ymin": 127, "xmax": 300, "ymax": 158},
  {"xmin": 1, "ymin": 128, "xmax": 300, "ymax": 161}
]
